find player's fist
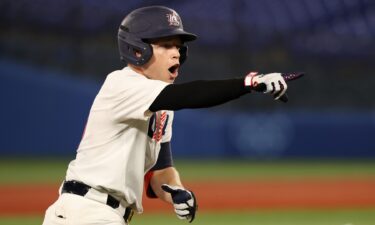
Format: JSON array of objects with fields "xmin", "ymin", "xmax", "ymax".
[
  {"xmin": 245, "ymin": 72, "xmax": 288, "ymax": 100},
  {"xmin": 161, "ymin": 184, "xmax": 197, "ymax": 223}
]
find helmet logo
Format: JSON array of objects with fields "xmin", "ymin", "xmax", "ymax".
[{"xmin": 166, "ymin": 12, "xmax": 180, "ymax": 27}]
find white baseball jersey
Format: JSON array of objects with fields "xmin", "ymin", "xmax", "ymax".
[{"xmin": 65, "ymin": 66, "xmax": 173, "ymax": 213}]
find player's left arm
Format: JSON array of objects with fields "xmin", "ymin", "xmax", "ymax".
[
  {"xmin": 147, "ymin": 165, "xmax": 182, "ymax": 203},
  {"xmin": 144, "ymin": 141, "xmax": 180, "ymax": 202},
  {"xmin": 144, "ymin": 142, "xmax": 197, "ymax": 222}
]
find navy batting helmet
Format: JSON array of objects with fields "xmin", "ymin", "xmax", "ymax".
[{"xmin": 118, "ymin": 6, "xmax": 197, "ymax": 66}]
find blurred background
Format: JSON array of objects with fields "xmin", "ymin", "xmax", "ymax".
[
  {"xmin": 1, "ymin": 0, "xmax": 375, "ymax": 159},
  {"xmin": 0, "ymin": 0, "xmax": 375, "ymax": 224}
]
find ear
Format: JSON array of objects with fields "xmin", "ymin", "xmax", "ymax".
[{"xmin": 134, "ymin": 50, "xmax": 142, "ymax": 58}]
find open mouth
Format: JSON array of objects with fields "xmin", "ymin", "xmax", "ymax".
[{"xmin": 168, "ymin": 64, "xmax": 180, "ymax": 75}]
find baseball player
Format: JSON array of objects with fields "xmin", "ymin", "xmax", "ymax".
[{"xmin": 42, "ymin": 5, "xmax": 301, "ymax": 225}]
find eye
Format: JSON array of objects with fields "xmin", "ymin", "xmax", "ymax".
[
  {"xmin": 161, "ymin": 43, "xmax": 181, "ymax": 50},
  {"xmin": 162, "ymin": 44, "xmax": 173, "ymax": 49}
]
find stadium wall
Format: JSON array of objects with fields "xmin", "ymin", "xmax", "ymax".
[{"xmin": 1, "ymin": 60, "xmax": 374, "ymax": 158}]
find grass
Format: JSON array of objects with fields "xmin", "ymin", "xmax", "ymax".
[
  {"xmin": 0, "ymin": 158, "xmax": 375, "ymax": 184},
  {"xmin": 0, "ymin": 158, "xmax": 68, "ymax": 184},
  {"xmin": 176, "ymin": 159, "xmax": 375, "ymax": 180},
  {"xmin": 1, "ymin": 209, "xmax": 375, "ymax": 225},
  {"xmin": 0, "ymin": 158, "xmax": 374, "ymax": 225}
]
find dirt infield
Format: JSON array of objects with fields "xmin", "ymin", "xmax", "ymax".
[{"xmin": 1, "ymin": 178, "xmax": 375, "ymax": 215}]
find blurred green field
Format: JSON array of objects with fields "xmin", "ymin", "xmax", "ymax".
[
  {"xmin": 1, "ymin": 210, "xmax": 375, "ymax": 225},
  {"xmin": 1, "ymin": 158, "xmax": 375, "ymax": 225},
  {"xmin": 1, "ymin": 158, "xmax": 375, "ymax": 183}
]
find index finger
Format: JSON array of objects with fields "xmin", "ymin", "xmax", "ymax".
[{"xmin": 281, "ymin": 72, "xmax": 305, "ymax": 82}]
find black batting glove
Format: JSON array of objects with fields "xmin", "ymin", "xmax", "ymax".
[{"xmin": 161, "ymin": 184, "xmax": 198, "ymax": 223}]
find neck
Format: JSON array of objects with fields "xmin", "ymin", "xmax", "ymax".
[
  {"xmin": 128, "ymin": 64, "xmax": 141, "ymax": 73},
  {"xmin": 128, "ymin": 64, "xmax": 149, "ymax": 77}
]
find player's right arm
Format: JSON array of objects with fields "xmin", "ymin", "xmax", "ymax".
[{"xmin": 149, "ymin": 72, "xmax": 301, "ymax": 112}]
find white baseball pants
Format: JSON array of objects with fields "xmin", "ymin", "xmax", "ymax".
[{"xmin": 42, "ymin": 193, "xmax": 127, "ymax": 225}]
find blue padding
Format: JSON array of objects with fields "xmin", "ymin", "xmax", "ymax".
[
  {"xmin": 0, "ymin": 60, "xmax": 100, "ymax": 156},
  {"xmin": 1, "ymin": 60, "xmax": 375, "ymax": 159}
]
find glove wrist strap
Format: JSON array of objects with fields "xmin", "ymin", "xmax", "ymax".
[{"xmin": 244, "ymin": 72, "xmax": 258, "ymax": 87}]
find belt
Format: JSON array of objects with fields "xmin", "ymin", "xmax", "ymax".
[{"xmin": 61, "ymin": 180, "xmax": 134, "ymax": 223}]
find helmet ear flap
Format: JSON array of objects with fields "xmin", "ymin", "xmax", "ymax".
[
  {"xmin": 179, "ymin": 45, "xmax": 188, "ymax": 65},
  {"xmin": 118, "ymin": 29, "xmax": 153, "ymax": 66}
]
